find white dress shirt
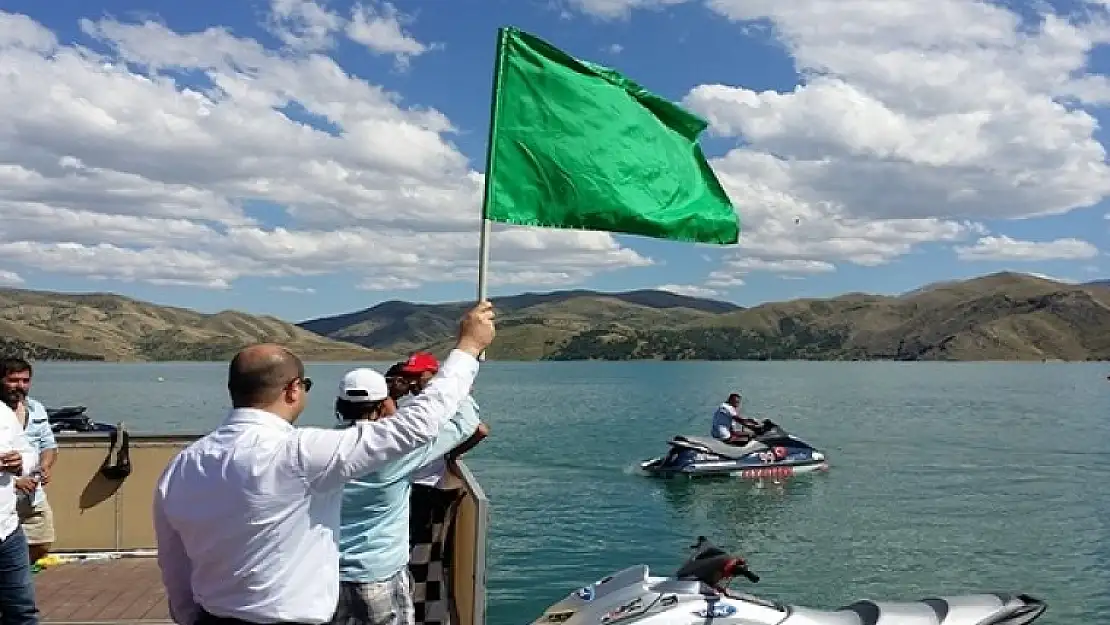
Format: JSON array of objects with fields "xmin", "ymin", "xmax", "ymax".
[
  {"xmin": 0, "ymin": 401, "xmax": 39, "ymax": 542},
  {"xmin": 153, "ymin": 349, "xmax": 479, "ymax": 625}
]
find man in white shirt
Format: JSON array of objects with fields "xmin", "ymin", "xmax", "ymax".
[
  {"xmin": 153, "ymin": 301, "xmax": 496, "ymax": 625},
  {"xmin": 0, "ymin": 399, "xmax": 41, "ymax": 625}
]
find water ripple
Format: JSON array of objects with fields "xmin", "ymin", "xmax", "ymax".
[{"xmin": 31, "ymin": 360, "xmax": 1110, "ymax": 625}]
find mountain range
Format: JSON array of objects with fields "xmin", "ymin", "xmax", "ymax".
[
  {"xmin": 3, "ymin": 272, "xmax": 1110, "ymax": 362},
  {"xmin": 0, "ymin": 288, "xmax": 393, "ymax": 362},
  {"xmin": 299, "ymin": 272, "xmax": 1110, "ymax": 361}
]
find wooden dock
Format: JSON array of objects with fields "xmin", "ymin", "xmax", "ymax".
[{"xmin": 35, "ymin": 557, "xmax": 170, "ymax": 623}]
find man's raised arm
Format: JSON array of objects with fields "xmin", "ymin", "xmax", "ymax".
[{"xmin": 296, "ymin": 302, "xmax": 496, "ymax": 491}]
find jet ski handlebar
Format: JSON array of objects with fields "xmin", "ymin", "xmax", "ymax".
[{"xmin": 675, "ymin": 536, "xmax": 760, "ymax": 589}]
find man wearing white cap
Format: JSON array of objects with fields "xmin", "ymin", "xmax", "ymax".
[
  {"xmin": 334, "ymin": 369, "xmax": 394, "ymax": 421},
  {"xmin": 330, "ymin": 368, "xmax": 479, "ymax": 625}
]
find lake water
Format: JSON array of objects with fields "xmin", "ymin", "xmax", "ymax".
[{"xmin": 27, "ymin": 360, "xmax": 1110, "ymax": 625}]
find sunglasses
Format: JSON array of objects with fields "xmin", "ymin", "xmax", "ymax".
[{"xmin": 289, "ymin": 377, "xmax": 312, "ymax": 392}]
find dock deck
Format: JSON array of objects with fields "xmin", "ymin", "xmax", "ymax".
[{"xmin": 35, "ymin": 557, "xmax": 170, "ymax": 624}]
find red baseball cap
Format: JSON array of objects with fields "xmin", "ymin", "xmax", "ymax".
[{"xmin": 400, "ymin": 352, "xmax": 440, "ymax": 375}]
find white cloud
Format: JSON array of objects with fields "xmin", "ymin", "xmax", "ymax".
[
  {"xmin": 0, "ymin": 241, "xmax": 239, "ymax": 289},
  {"xmin": 954, "ymin": 235, "xmax": 1100, "ymax": 262},
  {"xmin": 717, "ymin": 148, "xmax": 982, "ymax": 265},
  {"xmin": 358, "ymin": 275, "xmax": 421, "ymax": 291},
  {"xmin": 271, "ymin": 285, "xmax": 317, "ymax": 294},
  {"xmin": 0, "ymin": 11, "xmax": 56, "ymax": 51},
  {"xmin": 0, "ymin": 270, "xmax": 25, "ymax": 287},
  {"xmin": 566, "ymin": 0, "xmax": 1110, "ymax": 278},
  {"xmin": 0, "ymin": 8, "xmax": 650, "ymax": 293},
  {"xmin": 606, "ymin": 43, "xmax": 623, "ymax": 54},
  {"xmin": 706, "ymin": 257, "xmax": 834, "ymax": 289},
  {"xmin": 267, "ymin": 0, "xmax": 344, "ymax": 52},
  {"xmin": 567, "ymin": 0, "xmax": 691, "ymax": 20},
  {"xmin": 723, "ymin": 258, "xmax": 835, "ymax": 274},
  {"xmin": 657, "ymin": 284, "xmax": 722, "ymax": 298},
  {"xmin": 346, "ymin": 1, "xmax": 439, "ymax": 69},
  {"xmin": 686, "ymin": 0, "xmax": 1110, "ymax": 221},
  {"xmin": 12, "ymin": 0, "xmax": 1110, "ymax": 302},
  {"xmin": 264, "ymin": 0, "xmax": 435, "ymax": 69},
  {"xmin": 705, "ymin": 275, "xmax": 744, "ymax": 288}
]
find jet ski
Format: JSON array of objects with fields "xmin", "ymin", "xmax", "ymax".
[
  {"xmin": 46, "ymin": 406, "xmax": 117, "ymax": 434},
  {"xmin": 639, "ymin": 420, "xmax": 828, "ymax": 479},
  {"xmin": 530, "ymin": 536, "xmax": 1046, "ymax": 625}
]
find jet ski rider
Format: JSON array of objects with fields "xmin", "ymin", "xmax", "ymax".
[{"xmin": 711, "ymin": 393, "xmax": 762, "ymax": 445}]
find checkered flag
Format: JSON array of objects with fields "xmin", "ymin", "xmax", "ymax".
[{"xmin": 409, "ymin": 483, "xmax": 465, "ymax": 625}]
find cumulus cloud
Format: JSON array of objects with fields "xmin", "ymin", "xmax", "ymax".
[
  {"xmin": 346, "ymin": 1, "xmax": 440, "ymax": 69},
  {"xmin": 954, "ymin": 236, "xmax": 1100, "ymax": 262},
  {"xmin": 566, "ymin": 0, "xmax": 1110, "ymax": 289},
  {"xmin": 739, "ymin": 4, "xmax": 1108, "ymax": 195},
  {"xmin": 0, "ymin": 7, "xmax": 650, "ymax": 293},
  {"xmin": 267, "ymin": 0, "xmax": 344, "ymax": 52},
  {"xmin": 264, "ymin": 0, "xmax": 435, "ymax": 68},
  {"xmin": 8, "ymin": 0, "xmax": 1110, "ymax": 302},
  {"xmin": 688, "ymin": 0, "xmax": 1110, "ymax": 268}
]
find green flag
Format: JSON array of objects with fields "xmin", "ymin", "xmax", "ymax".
[{"xmin": 481, "ymin": 27, "xmax": 740, "ymax": 245}]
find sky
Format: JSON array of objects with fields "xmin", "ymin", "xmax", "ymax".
[{"xmin": 3, "ymin": 0, "xmax": 1110, "ymax": 322}]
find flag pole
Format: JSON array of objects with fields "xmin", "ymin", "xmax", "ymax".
[{"xmin": 476, "ymin": 27, "xmax": 509, "ymax": 359}]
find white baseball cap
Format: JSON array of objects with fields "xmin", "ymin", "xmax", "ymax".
[{"xmin": 336, "ymin": 368, "xmax": 388, "ymax": 403}]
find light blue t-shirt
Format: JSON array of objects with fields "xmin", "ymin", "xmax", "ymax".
[
  {"xmin": 338, "ymin": 396, "xmax": 481, "ymax": 583},
  {"xmin": 22, "ymin": 398, "xmax": 57, "ymax": 506}
]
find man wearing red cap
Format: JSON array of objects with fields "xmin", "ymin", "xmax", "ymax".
[
  {"xmin": 398, "ymin": 352, "xmax": 440, "ymax": 388},
  {"xmin": 398, "ymin": 352, "xmax": 489, "ymax": 483}
]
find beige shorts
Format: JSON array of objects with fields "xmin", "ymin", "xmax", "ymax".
[{"xmin": 17, "ymin": 496, "xmax": 55, "ymax": 546}]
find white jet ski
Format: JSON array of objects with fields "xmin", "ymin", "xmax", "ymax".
[{"xmin": 528, "ymin": 537, "xmax": 1046, "ymax": 625}]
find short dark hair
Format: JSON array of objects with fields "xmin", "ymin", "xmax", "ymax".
[
  {"xmin": 227, "ymin": 347, "xmax": 304, "ymax": 408},
  {"xmin": 384, "ymin": 362, "xmax": 406, "ymax": 378},
  {"xmin": 728, "ymin": 392, "xmax": 742, "ymax": 402},
  {"xmin": 334, "ymin": 398, "xmax": 384, "ymax": 424},
  {"xmin": 0, "ymin": 358, "xmax": 32, "ymax": 379}
]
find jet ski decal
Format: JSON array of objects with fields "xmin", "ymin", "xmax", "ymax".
[{"xmin": 740, "ymin": 466, "xmax": 795, "ymax": 479}]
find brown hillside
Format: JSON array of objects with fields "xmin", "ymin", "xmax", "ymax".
[{"xmin": 0, "ymin": 288, "xmax": 396, "ymax": 362}]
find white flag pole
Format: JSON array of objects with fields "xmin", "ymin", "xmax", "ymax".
[{"xmin": 475, "ymin": 27, "xmax": 509, "ymax": 361}]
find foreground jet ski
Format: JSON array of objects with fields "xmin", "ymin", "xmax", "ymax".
[
  {"xmin": 640, "ymin": 420, "xmax": 828, "ymax": 479},
  {"xmin": 530, "ymin": 537, "xmax": 1046, "ymax": 625}
]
